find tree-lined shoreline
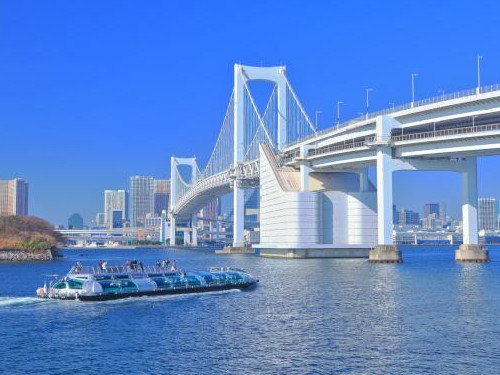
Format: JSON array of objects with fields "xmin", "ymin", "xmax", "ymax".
[{"xmin": 0, "ymin": 216, "xmax": 61, "ymax": 260}]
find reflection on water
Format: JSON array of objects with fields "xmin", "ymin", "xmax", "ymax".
[{"xmin": 0, "ymin": 246, "xmax": 500, "ymax": 374}]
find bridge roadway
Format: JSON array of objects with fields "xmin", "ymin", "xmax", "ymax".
[
  {"xmin": 58, "ymin": 228, "xmax": 160, "ymax": 242},
  {"xmin": 283, "ymin": 87, "xmax": 500, "ymax": 164},
  {"xmin": 173, "ymin": 159, "xmax": 259, "ymax": 218},
  {"xmin": 171, "ymin": 64, "xmax": 500, "ymax": 261}
]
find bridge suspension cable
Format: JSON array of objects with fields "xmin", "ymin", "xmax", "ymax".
[
  {"xmin": 199, "ymin": 91, "xmax": 235, "ymax": 181},
  {"xmin": 283, "ymin": 75, "xmax": 317, "ymax": 145},
  {"xmin": 243, "ymin": 82, "xmax": 276, "ymax": 161}
]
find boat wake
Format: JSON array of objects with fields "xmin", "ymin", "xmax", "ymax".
[{"xmin": 0, "ymin": 296, "xmax": 55, "ymax": 309}]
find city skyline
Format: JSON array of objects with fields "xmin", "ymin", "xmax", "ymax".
[{"xmin": 2, "ymin": 2, "xmax": 500, "ymax": 225}]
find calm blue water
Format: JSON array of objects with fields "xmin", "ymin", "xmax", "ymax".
[{"xmin": 1, "ymin": 246, "xmax": 500, "ymax": 375}]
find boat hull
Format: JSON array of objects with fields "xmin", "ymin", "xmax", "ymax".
[{"xmin": 75, "ymin": 281, "xmax": 258, "ymax": 301}]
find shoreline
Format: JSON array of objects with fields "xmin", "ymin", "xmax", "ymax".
[{"xmin": 0, "ymin": 248, "xmax": 59, "ymax": 262}]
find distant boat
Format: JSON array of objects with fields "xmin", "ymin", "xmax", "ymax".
[{"xmin": 36, "ymin": 263, "xmax": 258, "ymax": 301}]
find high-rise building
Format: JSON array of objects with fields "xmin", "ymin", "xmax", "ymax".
[
  {"xmin": 439, "ymin": 203, "xmax": 446, "ymax": 222},
  {"xmin": 154, "ymin": 180, "xmax": 170, "ymax": 217},
  {"xmin": 399, "ymin": 208, "xmax": 420, "ymax": 226},
  {"xmin": 111, "ymin": 210, "xmax": 123, "ymax": 228},
  {"xmin": 104, "ymin": 190, "xmax": 129, "ymax": 227},
  {"xmin": 130, "ymin": 176, "xmax": 154, "ymax": 228},
  {"xmin": 478, "ymin": 197, "xmax": 499, "ymax": 231},
  {"xmin": 423, "ymin": 203, "xmax": 440, "ymax": 218},
  {"xmin": 203, "ymin": 197, "xmax": 221, "ymax": 219},
  {"xmin": 95, "ymin": 212, "xmax": 105, "ymax": 227},
  {"xmin": 0, "ymin": 178, "xmax": 28, "ymax": 216},
  {"xmin": 393, "ymin": 204, "xmax": 399, "ymax": 225},
  {"xmin": 68, "ymin": 213, "xmax": 84, "ymax": 229},
  {"xmin": 421, "ymin": 213, "xmax": 443, "ymax": 230}
]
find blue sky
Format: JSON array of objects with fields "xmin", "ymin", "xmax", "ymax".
[{"xmin": 1, "ymin": 0, "xmax": 499, "ymax": 225}]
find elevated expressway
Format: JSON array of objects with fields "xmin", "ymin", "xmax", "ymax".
[{"xmin": 280, "ymin": 86, "xmax": 500, "ymax": 261}]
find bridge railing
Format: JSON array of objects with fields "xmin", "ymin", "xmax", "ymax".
[
  {"xmin": 392, "ymin": 122, "xmax": 500, "ymax": 142},
  {"xmin": 283, "ymin": 122, "xmax": 500, "ymax": 163},
  {"xmin": 282, "ymin": 139, "xmax": 370, "ymax": 163}
]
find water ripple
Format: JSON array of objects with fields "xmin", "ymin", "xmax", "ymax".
[{"xmin": 0, "ymin": 246, "xmax": 500, "ymax": 374}]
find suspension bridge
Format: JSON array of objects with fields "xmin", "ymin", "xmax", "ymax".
[
  {"xmin": 170, "ymin": 63, "xmax": 500, "ymax": 263},
  {"xmin": 169, "ymin": 65, "xmax": 316, "ymax": 248}
]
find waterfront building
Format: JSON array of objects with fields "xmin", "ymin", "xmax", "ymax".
[
  {"xmin": 104, "ymin": 190, "xmax": 129, "ymax": 228},
  {"xmin": 0, "ymin": 178, "xmax": 28, "ymax": 216},
  {"xmin": 399, "ymin": 208, "xmax": 420, "ymax": 226},
  {"xmin": 153, "ymin": 180, "xmax": 170, "ymax": 217},
  {"xmin": 478, "ymin": 197, "xmax": 499, "ymax": 231},
  {"xmin": 68, "ymin": 213, "xmax": 84, "ymax": 229},
  {"xmin": 144, "ymin": 214, "xmax": 162, "ymax": 228},
  {"xmin": 130, "ymin": 176, "xmax": 154, "ymax": 227}
]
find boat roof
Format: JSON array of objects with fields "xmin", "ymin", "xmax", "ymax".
[{"xmin": 68, "ymin": 264, "xmax": 248, "ymax": 277}]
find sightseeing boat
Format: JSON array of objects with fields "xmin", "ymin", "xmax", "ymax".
[{"xmin": 36, "ymin": 263, "xmax": 258, "ymax": 301}]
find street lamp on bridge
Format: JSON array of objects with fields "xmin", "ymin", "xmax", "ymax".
[
  {"xmin": 336, "ymin": 101, "xmax": 343, "ymax": 126},
  {"xmin": 365, "ymin": 88, "xmax": 373, "ymax": 120},
  {"xmin": 477, "ymin": 55, "xmax": 483, "ymax": 94},
  {"xmin": 411, "ymin": 73, "xmax": 418, "ymax": 107},
  {"xmin": 315, "ymin": 110, "xmax": 321, "ymax": 130}
]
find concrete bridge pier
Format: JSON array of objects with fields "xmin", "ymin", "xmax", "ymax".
[
  {"xmin": 169, "ymin": 216, "xmax": 176, "ymax": 246},
  {"xmin": 232, "ymin": 181, "xmax": 245, "ymax": 248},
  {"xmin": 191, "ymin": 214, "xmax": 198, "ymax": 247},
  {"xmin": 456, "ymin": 157, "xmax": 489, "ymax": 262},
  {"xmin": 183, "ymin": 230, "xmax": 190, "ymax": 246},
  {"xmin": 369, "ymin": 117, "xmax": 402, "ymax": 263}
]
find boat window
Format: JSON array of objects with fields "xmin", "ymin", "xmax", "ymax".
[
  {"xmin": 95, "ymin": 276, "xmax": 113, "ymax": 281},
  {"xmin": 67, "ymin": 279, "xmax": 84, "ymax": 289},
  {"xmin": 164, "ymin": 272, "xmax": 179, "ymax": 277},
  {"xmin": 113, "ymin": 275, "xmax": 129, "ymax": 280},
  {"xmin": 152, "ymin": 278, "xmax": 171, "ymax": 288},
  {"xmin": 75, "ymin": 276, "xmax": 88, "ymax": 280},
  {"xmin": 53, "ymin": 281, "xmax": 67, "ymax": 289},
  {"xmin": 98, "ymin": 281, "xmax": 138, "ymax": 291},
  {"xmin": 148, "ymin": 273, "xmax": 163, "ymax": 278},
  {"xmin": 120, "ymin": 281, "xmax": 137, "ymax": 289},
  {"xmin": 98, "ymin": 282, "xmax": 121, "ymax": 292}
]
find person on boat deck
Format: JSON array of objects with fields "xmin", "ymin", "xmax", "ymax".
[
  {"xmin": 102, "ymin": 261, "xmax": 108, "ymax": 271},
  {"xmin": 130, "ymin": 260, "xmax": 137, "ymax": 271},
  {"xmin": 75, "ymin": 261, "xmax": 83, "ymax": 271},
  {"xmin": 98, "ymin": 260, "xmax": 104, "ymax": 270},
  {"xmin": 139, "ymin": 261, "xmax": 144, "ymax": 271}
]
